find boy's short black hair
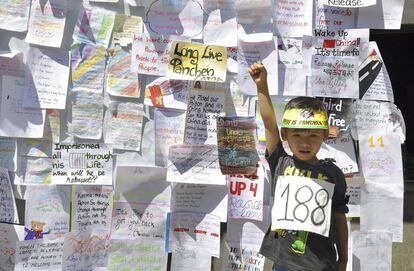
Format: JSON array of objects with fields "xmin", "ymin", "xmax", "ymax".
[{"xmin": 284, "ymin": 96, "xmax": 327, "ymax": 113}]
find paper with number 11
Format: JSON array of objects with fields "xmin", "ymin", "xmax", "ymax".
[{"xmin": 272, "ymin": 176, "xmax": 334, "ymax": 237}]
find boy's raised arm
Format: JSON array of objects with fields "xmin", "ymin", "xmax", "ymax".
[{"xmin": 249, "ymin": 61, "xmax": 280, "ymax": 155}]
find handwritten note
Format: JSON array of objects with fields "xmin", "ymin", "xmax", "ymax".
[
  {"xmin": 168, "ymin": 212, "xmax": 221, "ymax": 257},
  {"xmin": 62, "ymin": 230, "xmax": 110, "ymax": 271},
  {"xmin": 106, "ymin": 48, "xmax": 140, "ymax": 98},
  {"xmin": 145, "ymin": 0, "xmax": 204, "ymax": 38},
  {"xmin": 132, "ymin": 32, "xmax": 189, "ymax": 75},
  {"xmin": 311, "ymin": 55, "xmax": 359, "ymax": 98},
  {"xmin": 68, "ymin": 90, "xmax": 104, "ymax": 139},
  {"xmin": 0, "ymin": 168, "xmax": 19, "ymax": 224},
  {"xmin": 145, "ymin": 76, "xmax": 189, "ymax": 109},
  {"xmin": 323, "ymin": 0, "xmax": 376, "ymax": 8},
  {"xmin": 23, "ymin": 47, "xmax": 70, "ymax": 109},
  {"xmin": 318, "ymin": 97, "xmax": 353, "ymax": 138},
  {"xmin": 52, "ymin": 143, "xmax": 113, "ymax": 185},
  {"xmin": 345, "ymin": 176, "xmax": 364, "ymax": 217},
  {"xmin": 167, "ymin": 144, "xmax": 226, "ymax": 185},
  {"xmin": 168, "ymin": 41, "xmax": 227, "ymax": 82},
  {"xmin": 24, "ymin": 186, "xmax": 70, "ymax": 240},
  {"xmin": 352, "ymin": 231, "xmax": 392, "ymax": 271},
  {"xmin": 115, "ymin": 166, "xmax": 171, "ymax": 207},
  {"xmin": 272, "ymin": 176, "xmax": 334, "ymax": 237},
  {"xmin": 104, "ymin": 102, "xmax": 144, "ymax": 151},
  {"xmin": 171, "ymin": 183, "xmax": 228, "ymax": 222},
  {"xmin": 237, "ymin": 33, "xmax": 278, "ymax": 95},
  {"xmin": 71, "ymin": 185, "xmax": 113, "ymax": 232},
  {"xmin": 108, "ymin": 239, "xmax": 167, "ymax": 271},
  {"xmin": 351, "ymin": 100, "xmax": 406, "ymax": 143},
  {"xmin": 71, "ymin": 43, "xmax": 106, "ymax": 93},
  {"xmin": 222, "ymin": 242, "xmax": 265, "ymax": 271},
  {"xmin": 359, "ymin": 134, "xmax": 403, "ymax": 182},
  {"xmin": 0, "ymin": 0, "xmax": 30, "ymax": 32},
  {"xmin": 278, "ymin": 38, "xmax": 306, "ymax": 96},
  {"xmin": 228, "ymin": 164, "xmax": 264, "ymax": 221},
  {"xmin": 73, "ymin": 4, "xmax": 115, "ymax": 47},
  {"xmin": 155, "ymin": 108, "xmax": 186, "ymax": 167},
  {"xmin": 0, "ymin": 76, "xmax": 45, "ymax": 138},
  {"xmin": 111, "ymin": 14, "xmax": 142, "ymax": 47},
  {"xmin": 217, "ymin": 117, "xmax": 259, "ymax": 175},
  {"xmin": 273, "ymin": 0, "xmax": 312, "ymax": 37},
  {"xmin": 25, "ymin": 0, "xmax": 67, "ymax": 47},
  {"xmin": 15, "ymin": 239, "xmax": 64, "ymax": 271},
  {"xmin": 0, "ymin": 223, "xmax": 24, "ymax": 270},
  {"xmin": 112, "ymin": 202, "xmax": 168, "ymax": 240},
  {"xmin": 185, "ymin": 88, "xmax": 224, "ymax": 144},
  {"xmin": 315, "ymin": 3, "xmax": 357, "ymax": 31}
]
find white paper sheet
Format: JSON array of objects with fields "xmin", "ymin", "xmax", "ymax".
[
  {"xmin": 15, "ymin": 238, "xmax": 64, "ymax": 271},
  {"xmin": 171, "ymin": 248, "xmax": 211, "ymax": 271},
  {"xmin": 314, "ymin": 2, "xmax": 357, "ymax": 31},
  {"xmin": 351, "ymin": 100, "xmax": 406, "ymax": 143},
  {"xmin": 273, "ymin": 0, "xmax": 313, "ymax": 37},
  {"xmin": 360, "ymin": 182, "xmax": 403, "ymax": 242},
  {"xmin": 168, "ymin": 212, "xmax": 221, "ymax": 257},
  {"xmin": 221, "ymin": 241, "xmax": 265, "ymax": 271},
  {"xmin": 0, "ymin": 76, "xmax": 45, "ymax": 138},
  {"xmin": 0, "ymin": 168, "xmax": 19, "ymax": 224},
  {"xmin": 145, "ymin": 0, "xmax": 204, "ymax": 38},
  {"xmin": 271, "ymin": 176, "xmax": 334, "ymax": 237},
  {"xmin": 357, "ymin": 0, "xmax": 405, "ymax": 29},
  {"xmin": 184, "ymin": 88, "xmax": 224, "ymax": 145},
  {"xmin": 52, "ymin": 143, "xmax": 113, "ymax": 185},
  {"xmin": 0, "ymin": 223, "xmax": 24, "ymax": 271},
  {"xmin": 62, "ymin": 230, "xmax": 110, "ymax": 271},
  {"xmin": 167, "ymin": 144, "xmax": 226, "ymax": 185},
  {"xmin": 352, "ymin": 230, "xmax": 392, "ymax": 271},
  {"xmin": 144, "ymin": 76, "xmax": 189, "ymax": 110},
  {"xmin": 171, "ymin": 183, "xmax": 228, "ymax": 222},
  {"xmin": 115, "ymin": 166, "xmax": 171, "ymax": 207},
  {"xmin": 237, "ymin": 32, "xmax": 278, "ymax": 96},
  {"xmin": 104, "ymin": 103, "xmax": 144, "ymax": 151},
  {"xmin": 131, "ymin": 33, "xmax": 190, "ymax": 75},
  {"xmin": 108, "ymin": 239, "xmax": 168, "ymax": 271},
  {"xmin": 203, "ymin": 0, "xmax": 237, "ymax": 47},
  {"xmin": 23, "ymin": 47, "xmax": 70, "ymax": 109},
  {"xmin": 25, "ymin": 0, "xmax": 67, "ymax": 47},
  {"xmin": 154, "ymin": 108, "xmax": 186, "ymax": 167},
  {"xmin": 234, "ymin": 0, "xmax": 272, "ymax": 25},
  {"xmin": 0, "ymin": 0, "xmax": 30, "ymax": 32},
  {"xmin": 71, "ymin": 185, "xmax": 113, "ymax": 232},
  {"xmin": 358, "ymin": 134, "xmax": 403, "ymax": 182},
  {"xmin": 24, "ymin": 185, "xmax": 70, "ymax": 240},
  {"xmin": 112, "ymin": 201, "xmax": 168, "ymax": 240}
]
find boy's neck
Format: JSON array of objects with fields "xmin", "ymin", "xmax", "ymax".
[{"xmin": 293, "ymin": 155, "xmax": 320, "ymax": 165}]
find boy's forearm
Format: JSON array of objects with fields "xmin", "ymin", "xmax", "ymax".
[
  {"xmin": 257, "ymin": 81, "xmax": 277, "ymax": 129},
  {"xmin": 334, "ymin": 212, "xmax": 349, "ymax": 263}
]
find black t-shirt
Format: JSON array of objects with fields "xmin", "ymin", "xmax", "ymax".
[{"xmin": 260, "ymin": 142, "xmax": 348, "ymax": 271}]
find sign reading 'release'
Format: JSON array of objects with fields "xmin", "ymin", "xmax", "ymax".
[
  {"xmin": 52, "ymin": 143, "xmax": 113, "ymax": 185},
  {"xmin": 271, "ymin": 176, "xmax": 334, "ymax": 237},
  {"xmin": 322, "ymin": 0, "xmax": 376, "ymax": 7},
  {"xmin": 168, "ymin": 41, "xmax": 227, "ymax": 82}
]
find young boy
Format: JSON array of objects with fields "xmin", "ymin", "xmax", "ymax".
[{"xmin": 249, "ymin": 61, "xmax": 349, "ymax": 271}]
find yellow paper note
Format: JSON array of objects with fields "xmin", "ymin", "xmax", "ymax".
[{"xmin": 168, "ymin": 41, "xmax": 227, "ymax": 82}]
